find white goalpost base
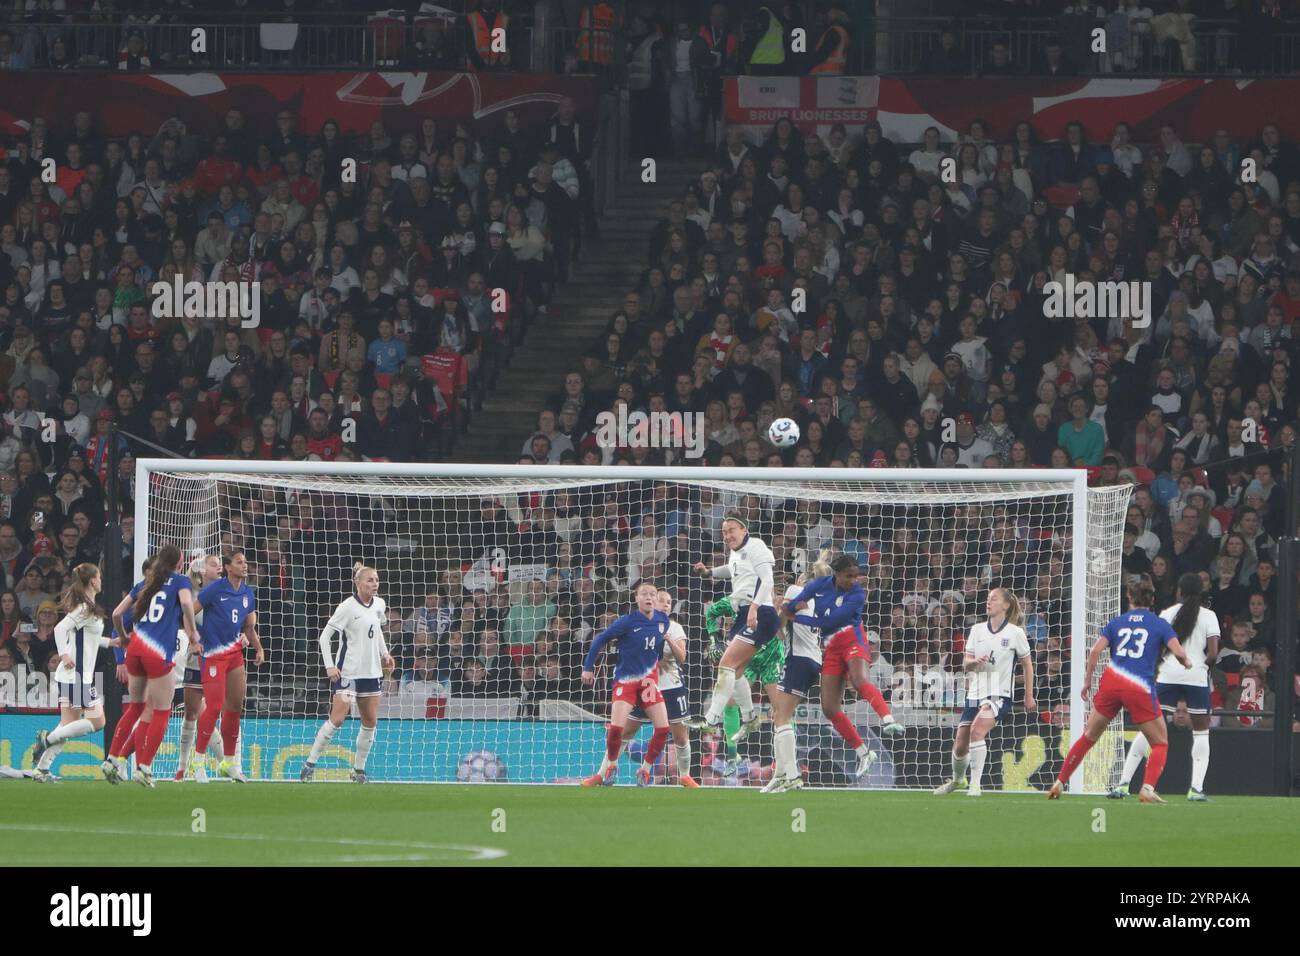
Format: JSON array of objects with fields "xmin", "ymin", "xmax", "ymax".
[{"xmin": 133, "ymin": 461, "xmax": 1131, "ymax": 792}]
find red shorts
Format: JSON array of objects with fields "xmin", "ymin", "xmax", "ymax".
[
  {"xmin": 611, "ymin": 672, "xmax": 663, "ymax": 710},
  {"xmin": 822, "ymin": 626, "xmax": 871, "ymax": 677},
  {"xmin": 1092, "ymin": 668, "xmax": 1160, "ymax": 724},
  {"xmin": 124, "ymin": 636, "xmax": 173, "ymax": 679},
  {"xmin": 201, "ymin": 646, "xmax": 244, "ymax": 684}
]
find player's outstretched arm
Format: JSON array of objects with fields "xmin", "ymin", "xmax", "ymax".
[
  {"xmin": 111, "ymin": 593, "xmax": 133, "ymax": 646},
  {"xmin": 179, "ymin": 588, "xmax": 200, "ymax": 654},
  {"xmin": 1080, "ymin": 636, "xmax": 1109, "ymax": 701}
]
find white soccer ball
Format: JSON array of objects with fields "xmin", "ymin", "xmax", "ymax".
[
  {"xmin": 769, "ymin": 417, "xmax": 801, "ymax": 448},
  {"xmin": 456, "ymin": 750, "xmax": 507, "ymax": 783}
]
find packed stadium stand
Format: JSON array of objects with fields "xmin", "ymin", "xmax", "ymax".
[{"xmin": 0, "ymin": 0, "xmax": 1296, "ymax": 790}]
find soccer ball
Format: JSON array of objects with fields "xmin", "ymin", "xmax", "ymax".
[
  {"xmin": 768, "ymin": 417, "xmax": 801, "ymax": 448},
  {"xmin": 456, "ymin": 750, "xmax": 507, "ymax": 783}
]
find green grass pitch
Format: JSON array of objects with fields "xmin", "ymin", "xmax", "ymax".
[{"xmin": 3, "ymin": 783, "xmax": 1298, "ymax": 866}]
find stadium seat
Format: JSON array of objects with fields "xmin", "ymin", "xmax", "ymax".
[
  {"xmin": 367, "ymin": 11, "xmax": 406, "ymax": 66},
  {"xmin": 259, "ymin": 23, "xmax": 299, "ymax": 52}
]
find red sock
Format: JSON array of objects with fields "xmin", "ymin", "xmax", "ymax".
[
  {"xmin": 138, "ymin": 708, "xmax": 171, "ymax": 767},
  {"xmin": 109, "ymin": 702, "xmax": 144, "ymax": 757},
  {"xmin": 220, "ymin": 710, "xmax": 241, "ymax": 758},
  {"xmin": 194, "ymin": 677, "xmax": 224, "ymax": 753},
  {"xmin": 643, "ymin": 727, "xmax": 670, "ymax": 767},
  {"xmin": 829, "ymin": 711, "xmax": 864, "ymax": 749},
  {"xmin": 605, "ymin": 723, "xmax": 623, "ymax": 763},
  {"xmin": 130, "ymin": 718, "xmax": 151, "ymax": 761},
  {"xmin": 1057, "ymin": 735, "xmax": 1096, "ymax": 784},
  {"xmin": 856, "ymin": 681, "xmax": 891, "ymax": 719},
  {"xmin": 1142, "ymin": 742, "xmax": 1168, "ymax": 789}
]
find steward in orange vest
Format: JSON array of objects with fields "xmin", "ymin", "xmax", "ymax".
[
  {"xmin": 576, "ymin": 2, "xmax": 618, "ymax": 69},
  {"xmin": 467, "ymin": 0, "xmax": 510, "ymax": 70},
  {"xmin": 810, "ymin": 7, "xmax": 850, "ymax": 74}
]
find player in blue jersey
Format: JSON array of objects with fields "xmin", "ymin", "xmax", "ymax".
[
  {"xmin": 103, "ymin": 559, "xmax": 150, "ymax": 783},
  {"xmin": 110, "ymin": 544, "xmax": 201, "ymax": 788},
  {"xmin": 193, "ymin": 551, "xmax": 264, "ymax": 783},
  {"xmin": 175, "ymin": 554, "xmax": 223, "ymax": 781},
  {"xmin": 1048, "ymin": 575, "xmax": 1192, "ymax": 804},
  {"xmin": 781, "ymin": 553, "xmax": 899, "ymax": 779},
  {"xmin": 580, "ymin": 581, "xmax": 674, "ymax": 787}
]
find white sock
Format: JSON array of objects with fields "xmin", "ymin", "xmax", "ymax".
[
  {"xmin": 308, "ymin": 720, "xmax": 338, "ymax": 764},
  {"xmin": 178, "ymin": 718, "xmax": 197, "ymax": 770},
  {"xmin": 47, "ymin": 718, "xmax": 95, "ymax": 745},
  {"xmin": 1191, "ymin": 730, "xmax": 1210, "ymax": 791},
  {"xmin": 37, "ymin": 741, "xmax": 65, "ymax": 771},
  {"xmin": 355, "ymin": 725, "xmax": 376, "ymax": 771},
  {"xmin": 855, "ymin": 743, "xmax": 870, "ymax": 758},
  {"xmin": 1119, "ymin": 732, "xmax": 1151, "ymax": 786},
  {"xmin": 774, "ymin": 724, "xmax": 797, "ymax": 779},
  {"xmin": 952, "ymin": 749, "xmax": 969, "ymax": 783},
  {"xmin": 968, "ymin": 741, "xmax": 988, "ymax": 788},
  {"xmin": 705, "ymin": 667, "xmax": 737, "ymax": 722},
  {"xmin": 675, "ymin": 738, "xmax": 691, "ymax": 778},
  {"xmin": 882, "ymin": 714, "xmax": 896, "ymax": 726},
  {"xmin": 732, "ymin": 675, "xmax": 755, "ymax": 720}
]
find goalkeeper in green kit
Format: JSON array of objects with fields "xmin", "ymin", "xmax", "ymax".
[{"xmin": 704, "ymin": 595, "xmax": 785, "ymax": 773}]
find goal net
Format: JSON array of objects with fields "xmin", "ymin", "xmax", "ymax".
[{"xmin": 134, "ymin": 462, "xmax": 1131, "ymax": 792}]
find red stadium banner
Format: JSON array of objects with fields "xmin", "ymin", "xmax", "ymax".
[
  {"xmin": 0, "ymin": 71, "xmax": 599, "ymax": 139},
  {"xmin": 726, "ymin": 76, "xmax": 1300, "ymax": 145}
]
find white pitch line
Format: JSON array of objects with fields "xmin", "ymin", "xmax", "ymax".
[{"xmin": 0, "ymin": 823, "xmax": 506, "ymax": 861}]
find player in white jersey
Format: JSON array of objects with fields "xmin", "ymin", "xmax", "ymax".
[
  {"xmin": 175, "ymin": 554, "xmax": 224, "ymax": 781},
  {"xmin": 615, "ymin": 589, "xmax": 699, "ymax": 787},
  {"xmin": 302, "ymin": 563, "xmax": 394, "ymax": 783},
  {"xmin": 32, "ymin": 564, "xmax": 118, "ymax": 782},
  {"xmin": 1114, "ymin": 572, "xmax": 1220, "ymax": 802},
  {"xmin": 934, "ymin": 588, "xmax": 1034, "ymax": 797},
  {"xmin": 761, "ymin": 557, "xmax": 832, "ymax": 793},
  {"xmin": 688, "ymin": 514, "xmax": 779, "ymax": 737}
]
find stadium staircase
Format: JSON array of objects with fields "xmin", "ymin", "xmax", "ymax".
[{"xmin": 455, "ymin": 160, "xmax": 707, "ymax": 463}]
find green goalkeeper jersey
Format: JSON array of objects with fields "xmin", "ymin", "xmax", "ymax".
[{"xmin": 705, "ymin": 596, "xmax": 786, "ymax": 685}]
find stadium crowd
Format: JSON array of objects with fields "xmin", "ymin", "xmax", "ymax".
[
  {"xmin": 509, "ymin": 101, "xmax": 1300, "ymax": 727},
  {"xmin": 0, "ymin": 89, "xmax": 600, "ymax": 708}
]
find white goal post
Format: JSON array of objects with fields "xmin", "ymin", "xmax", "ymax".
[{"xmin": 133, "ymin": 461, "xmax": 1132, "ymax": 792}]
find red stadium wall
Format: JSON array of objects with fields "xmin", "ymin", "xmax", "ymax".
[
  {"xmin": 726, "ymin": 76, "xmax": 1300, "ymax": 144},
  {"xmin": 0, "ymin": 72, "xmax": 599, "ymax": 138}
]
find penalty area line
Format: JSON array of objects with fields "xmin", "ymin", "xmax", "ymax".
[{"xmin": 0, "ymin": 822, "xmax": 507, "ymax": 861}]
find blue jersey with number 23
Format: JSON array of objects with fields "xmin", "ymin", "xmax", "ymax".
[{"xmin": 1099, "ymin": 608, "xmax": 1177, "ymax": 688}]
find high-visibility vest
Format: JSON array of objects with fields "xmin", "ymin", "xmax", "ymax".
[
  {"xmin": 576, "ymin": 3, "xmax": 616, "ymax": 65},
  {"xmin": 810, "ymin": 24, "xmax": 848, "ymax": 73},
  {"xmin": 468, "ymin": 10, "xmax": 509, "ymax": 65},
  {"xmin": 750, "ymin": 6, "xmax": 784, "ymax": 65},
  {"xmin": 628, "ymin": 34, "xmax": 655, "ymax": 90}
]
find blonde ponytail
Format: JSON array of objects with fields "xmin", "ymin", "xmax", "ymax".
[
  {"xmin": 996, "ymin": 587, "xmax": 1024, "ymax": 628},
  {"xmin": 353, "ymin": 562, "xmax": 375, "ymax": 584},
  {"xmin": 798, "ymin": 549, "xmax": 834, "ymax": 586}
]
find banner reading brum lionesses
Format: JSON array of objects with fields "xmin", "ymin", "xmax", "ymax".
[{"xmin": 726, "ymin": 76, "xmax": 1300, "ymax": 146}]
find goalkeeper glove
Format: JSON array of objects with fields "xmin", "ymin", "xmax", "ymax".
[{"xmin": 707, "ymin": 639, "xmax": 725, "ymax": 663}]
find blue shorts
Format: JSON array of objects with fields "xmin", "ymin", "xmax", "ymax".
[
  {"xmin": 57, "ymin": 681, "xmax": 100, "ymax": 709},
  {"xmin": 728, "ymin": 604, "xmax": 779, "ymax": 649},
  {"xmin": 631, "ymin": 685, "xmax": 688, "ymax": 723},
  {"xmin": 959, "ymin": 696, "xmax": 1010, "ymax": 726},
  {"xmin": 332, "ymin": 676, "xmax": 382, "ymax": 698},
  {"xmin": 1157, "ymin": 682, "xmax": 1211, "ymax": 715},
  {"xmin": 778, "ymin": 655, "xmax": 822, "ymax": 698}
]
